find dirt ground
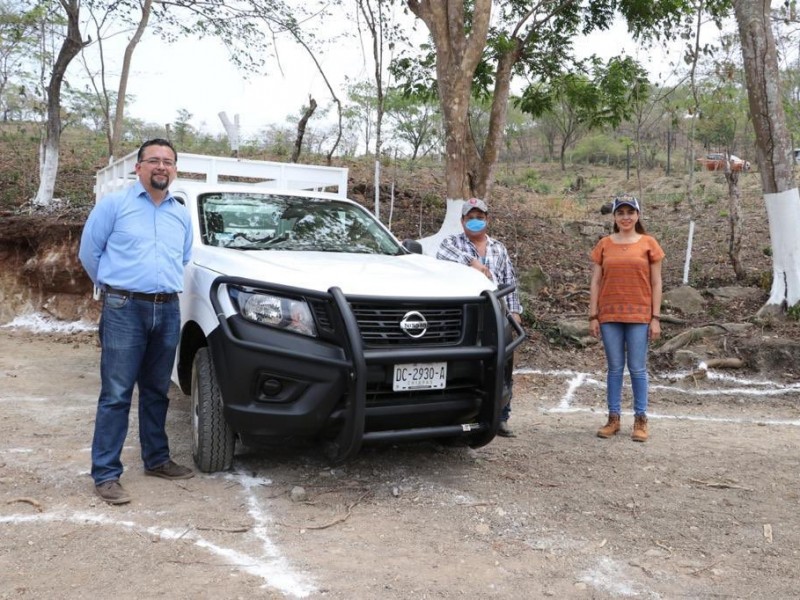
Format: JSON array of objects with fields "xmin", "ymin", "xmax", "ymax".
[{"xmin": 1, "ymin": 327, "xmax": 799, "ymax": 600}]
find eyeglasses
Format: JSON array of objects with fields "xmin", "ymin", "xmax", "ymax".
[{"xmin": 140, "ymin": 158, "xmax": 176, "ymax": 168}]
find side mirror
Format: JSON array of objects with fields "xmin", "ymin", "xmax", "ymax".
[{"xmin": 402, "ymin": 239, "xmax": 423, "ymax": 254}]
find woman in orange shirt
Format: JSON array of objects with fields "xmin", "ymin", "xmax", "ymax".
[{"xmin": 588, "ymin": 194, "xmax": 664, "ymax": 442}]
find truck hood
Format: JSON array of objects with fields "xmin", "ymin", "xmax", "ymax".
[{"xmin": 192, "ymin": 247, "xmax": 495, "ymax": 298}]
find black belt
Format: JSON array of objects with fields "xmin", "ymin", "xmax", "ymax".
[{"xmin": 104, "ymin": 287, "xmax": 178, "ymax": 304}]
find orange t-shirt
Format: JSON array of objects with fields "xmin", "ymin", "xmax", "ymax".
[{"xmin": 591, "ymin": 235, "xmax": 665, "ymax": 324}]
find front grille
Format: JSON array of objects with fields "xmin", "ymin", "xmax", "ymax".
[
  {"xmin": 309, "ymin": 299, "xmax": 334, "ymax": 332},
  {"xmin": 350, "ymin": 303, "xmax": 464, "ymax": 346}
]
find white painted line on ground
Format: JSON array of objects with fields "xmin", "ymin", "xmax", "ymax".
[
  {"xmin": 544, "ymin": 406, "xmax": 800, "ymax": 426},
  {"xmin": 0, "ymin": 396, "xmax": 51, "ymax": 403},
  {"xmin": 515, "ymin": 367, "xmax": 800, "ymax": 426},
  {"xmin": 0, "ymin": 509, "xmax": 315, "ymax": 597},
  {"xmin": 559, "ymin": 373, "xmax": 587, "ymax": 410},
  {"xmin": 581, "ymin": 556, "xmax": 653, "ymax": 598},
  {"xmin": 650, "ymin": 383, "xmax": 800, "ymax": 397}
]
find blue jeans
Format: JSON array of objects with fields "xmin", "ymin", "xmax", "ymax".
[
  {"xmin": 599, "ymin": 322, "xmax": 650, "ymax": 416},
  {"xmin": 91, "ymin": 294, "xmax": 180, "ymax": 485}
]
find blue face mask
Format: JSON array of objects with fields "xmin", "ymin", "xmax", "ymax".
[{"xmin": 465, "ymin": 218, "xmax": 487, "ymax": 233}]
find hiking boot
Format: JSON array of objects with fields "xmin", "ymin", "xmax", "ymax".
[
  {"xmin": 144, "ymin": 460, "xmax": 194, "ymax": 480},
  {"xmin": 95, "ymin": 480, "xmax": 131, "ymax": 505},
  {"xmin": 632, "ymin": 414, "xmax": 649, "ymax": 442},
  {"xmin": 596, "ymin": 413, "xmax": 621, "ymax": 438},
  {"xmin": 497, "ymin": 420, "xmax": 516, "ymax": 438},
  {"xmin": 497, "ymin": 421, "xmax": 517, "ymax": 437}
]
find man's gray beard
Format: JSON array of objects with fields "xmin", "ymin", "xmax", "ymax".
[{"xmin": 150, "ymin": 175, "xmax": 169, "ymax": 191}]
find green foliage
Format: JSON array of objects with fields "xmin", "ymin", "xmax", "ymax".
[
  {"xmin": 787, "ymin": 303, "xmax": 800, "ymax": 321},
  {"xmin": 384, "ymin": 88, "xmax": 441, "ymax": 160},
  {"xmin": 421, "ymin": 192, "xmax": 443, "ymax": 210},
  {"xmin": 496, "ymin": 168, "xmax": 552, "ymax": 194},
  {"xmin": 515, "ymin": 56, "xmax": 650, "ymax": 167},
  {"xmin": 571, "ymin": 133, "xmax": 627, "ymax": 165},
  {"xmin": 757, "ymin": 271, "xmax": 772, "ymax": 291},
  {"xmin": 520, "ymin": 169, "xmax": 551, "ymax": 194},
  {"xmin": 665, "ymin": 193, "xmax": 683, "ymax": 210}
]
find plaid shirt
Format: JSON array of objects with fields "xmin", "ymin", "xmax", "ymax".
[{"xmin": 436, "ymin": 232, "xmax": 522, "ymax": 315}]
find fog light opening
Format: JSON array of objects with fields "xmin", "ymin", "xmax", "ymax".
[{"xmin": 260, "ymin": 378, "xmax": 283, "ymax": 397}]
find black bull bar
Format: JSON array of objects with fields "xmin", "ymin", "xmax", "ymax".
[{"xmin": 209, "ymin": 276, "xmax": 526, "ymax": 463}]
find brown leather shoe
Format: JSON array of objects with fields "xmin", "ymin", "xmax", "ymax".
[
  {"xmin": 632, "ymin": 414, "xmax": 649, "ymax": 442},
  {"xmin": 145, "ymin": 460, "xmax": 194, "ymax": 480},
  {"xmin": 95, "ymin": 480, "xmax": 131, "ymax": 505},
  {"xmin": 597, "ymin": 413, "xmax": 621, "ymax": 438}
]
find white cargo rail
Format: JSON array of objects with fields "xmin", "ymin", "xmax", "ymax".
[{"xmin": 94, "ymin": 150, "xmax": 349, "ymax": 202}]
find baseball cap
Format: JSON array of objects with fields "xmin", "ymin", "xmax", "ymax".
[
  {"xmin": 612, "ymin": 193, "xmax": 640, "ymax": 213},
  {"xmin": 462, "ymin": 197, "xmax": 489, "ymax": 216}
]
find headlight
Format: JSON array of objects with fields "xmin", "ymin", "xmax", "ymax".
[{"xmin": 233, "ymin": 290, "xmax": 317, "ymax": 337}]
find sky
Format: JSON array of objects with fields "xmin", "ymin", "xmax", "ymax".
[{"xmin": 100, "ymin": 14, "xmax": 681, "ymax": 141}]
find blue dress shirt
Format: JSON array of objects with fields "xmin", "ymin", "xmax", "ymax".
[{"xmin": 79, "ymin": 181, "xmax": 193, "ymax": 293}]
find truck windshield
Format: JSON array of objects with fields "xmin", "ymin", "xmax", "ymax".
[{"xmin": 198, "ymin": 193, "xmax": 403, "ymax": 255}]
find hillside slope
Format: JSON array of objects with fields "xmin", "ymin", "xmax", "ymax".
[{"xmin": 1, "ymin": 132, "xmax": 797, "ymax": 379}]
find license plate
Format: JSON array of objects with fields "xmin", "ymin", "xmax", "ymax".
[{"xmin": 393, "ymin": 362, "xmax": 447, "ymax": 391}]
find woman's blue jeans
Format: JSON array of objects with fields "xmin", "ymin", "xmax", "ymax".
[
  {"xmin": 599, "ymin": 322, "xmax": 650, "ymax": 416},
  {"xmin": 91, "ymin": 294, "xmax": 180, "ymax": 485}
]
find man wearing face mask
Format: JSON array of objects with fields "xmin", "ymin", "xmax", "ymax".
[{"xmin": 436, "ymin": 197, "xmax": 523, "ymax": 437}]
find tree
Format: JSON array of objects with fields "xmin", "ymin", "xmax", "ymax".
[
  {"xmin": 291, "ymin": 95, "xmax": 316, "ymax": 163},
  {"xmin": 172, "ymin": 108, "xmax": 195, "ymax": 145},
  {"xmin": 0, "ymin": 2, "xmax": 40, "ymax": 122},
  {"xmin": 344, "ymin": 80, "xmax": 378, "ymax": 155},
  {"xmin": 401, "ymin": 1, "xmax": 695, "ymax": 252},
  {"xmin": 516, "ymin": 56, "xmax": 651, "ymax": 171},
  {"xmin": 384, "ymin": 88, "xmax": 441, "ymax": 159},
  {"xmin": 355, "ymin": 0, "xmax": 401, "ymax": 158},
  {"xmin": 79, "ymin": 0, "xmax": 153, "ymax": 159},
  {"xmin": 404, "ymin": 1, "xmax": 691, "ymax": 202},
  {"xmin": 110, "ymin": 0, "xmax": 152, "ymax": 159},
  {"xmin": 404, "ymin": 0, "xmax": 491, "ymax": 201},
  {"xmin": 33, "ymin": 0, "xmax": 88, "ymax": 207},
  {"xmin": 733, "ymin": 0, "xmax": 800, "ymax": 313}
]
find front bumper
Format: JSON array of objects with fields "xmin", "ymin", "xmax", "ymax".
[{"xmin": 208, "ymin": 277, "xmax": 525, "ymax": 463}]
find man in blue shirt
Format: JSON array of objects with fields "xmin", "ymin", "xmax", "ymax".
[
  {"xmin": 437, "ymin": 198, "xmax": 523, "ymax": 437},
  {"xmin": 79, "ymin": 139, "xmax": 194, "ymax": 504}
]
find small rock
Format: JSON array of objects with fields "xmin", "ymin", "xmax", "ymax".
[
  {"xmin": 289, "ymin": 486, "xmax": 307, "ymax": 502},
  {"xmin": 475, "ymin": 523, "xmax": 491, "ymax": 535}
]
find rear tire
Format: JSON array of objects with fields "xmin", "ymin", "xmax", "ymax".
[{"xmin": 191, "ymin": 347, "xmax": 235, "ymax": 473}]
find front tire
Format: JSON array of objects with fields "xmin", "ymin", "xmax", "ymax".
[{"xmin": 191, "ymin": 347, "xmax": 235, "ymax": 473}]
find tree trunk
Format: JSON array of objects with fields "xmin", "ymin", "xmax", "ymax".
[
  {"xmin": 407, "ymin": 0, "xmax": 491, "ymax": 202},
  {"xmin": 291, "ymin": 97, "xmax": 317, "ymax": 163},
  {"xmin": 474, "ymin": 47, "xmax": 519, "ymax": 199},
  {"xmin": 110, "ymin": 0, "xmax": 153, "ymax": 160},
  {"xmin": 725, "ymin": 170, "xmax": 745, "ymax": 280},
  {"xmin": 734, "ymin": 0, "xmax": 800, "ymax": 312},
  {"xmin": 359, "ymin": 0, "xmax": 385, "ymax": 158},
  {"xmin": 407, "ymin": 0, "xmax": 492, "ymax": 255},
  {"xmin": 33, "ymin": 0, "xmax": 85, "ymax": 207}
]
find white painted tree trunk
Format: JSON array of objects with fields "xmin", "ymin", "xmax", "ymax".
[
  {"xmin": 733, "ymin": 0, "xmax": 798, "ymax": 313},
  {"xmin": 764, "ymin": 190, "xmax": 800, "ymax": 307},
  {"xmin": 33, "ymin": 139, "xmax": 59, "ymax": 207},
  {"xmin": 419, "ymin": 199, "xmax": 465, "ymax": 255}
]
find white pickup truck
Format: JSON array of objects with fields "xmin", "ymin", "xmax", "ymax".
[{"xmin": 95, "ymin": 152, "xmax": 524, "ymax": 472}]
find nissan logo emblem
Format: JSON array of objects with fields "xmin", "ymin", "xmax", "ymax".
[{"xmin": 399, "ymin": 311, "xmax": 428, "ymax": 338}]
